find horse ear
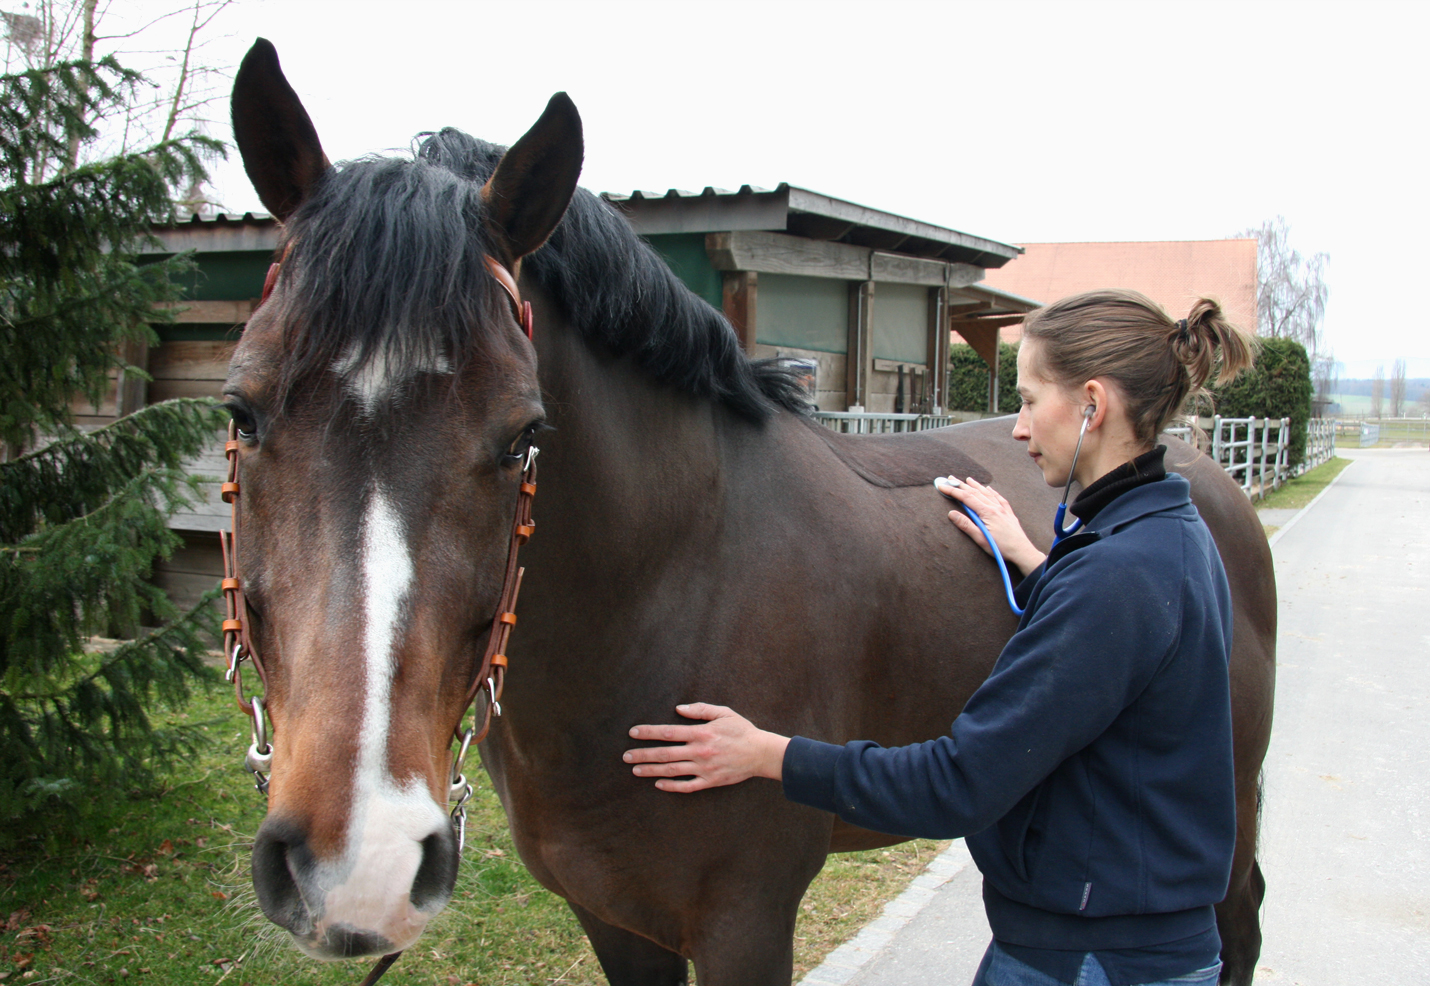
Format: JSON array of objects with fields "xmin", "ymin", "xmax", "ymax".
[
  {"xmin": 482, "ymin": 92, "xmax": 584, "ymax": 262},
  {"xmin": 231, "ymin": 38, "xmax": 330, "ymax": 222}
]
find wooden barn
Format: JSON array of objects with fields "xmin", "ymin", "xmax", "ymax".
[
  {"xmin": 603, "ymin": 183, "xmax": 1034, "ymax": 413},
  {"xmin": 101, "ymin": 188, "xmax": 1032, "ymax": 608}
]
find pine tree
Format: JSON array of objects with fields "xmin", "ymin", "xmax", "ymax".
[{"xmin": 0, "ymin": 55, "xmax": 229, "ymax": 826}]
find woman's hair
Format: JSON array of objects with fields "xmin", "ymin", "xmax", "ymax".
[{"xmin": 1020, "ymin": 289, "xmax": 1258, "ymax": 445}]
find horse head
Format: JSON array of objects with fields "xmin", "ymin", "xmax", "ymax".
[{"xmin": 223, "ymin": 39, "xmax": 582, "ymax": 959}]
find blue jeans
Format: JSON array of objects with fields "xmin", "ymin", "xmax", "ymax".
[{"xmin": 971, "ymin": 940, "xmax": 1222, "ymax": 986}]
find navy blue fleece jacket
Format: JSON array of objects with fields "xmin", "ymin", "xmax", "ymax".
[{"xmin": 782, "ymin": 471, "xmax": 1236, "ymax": 953}]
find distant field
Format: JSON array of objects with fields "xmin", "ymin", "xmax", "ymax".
[{"xmin": 1327, "ymin": 394, "xmax": 1430, "ymax": 418}]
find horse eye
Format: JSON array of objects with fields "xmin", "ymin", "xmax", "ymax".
[
  {"xmin": 502, "ymin": 424, "xmax": 542, "ymax": 465},
  {"xmin": 228, "ymin": 405, "xmax": 258, "ymax": 443}
]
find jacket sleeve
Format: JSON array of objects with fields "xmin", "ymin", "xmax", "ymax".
[{"xmin": 781, "ymin": 544, "xmax": 1183, "ymax": 839}]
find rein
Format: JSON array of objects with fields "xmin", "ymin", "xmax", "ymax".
[{"xmin": 221, "ymin": 250, "xmax": 539, "ymax": 985}]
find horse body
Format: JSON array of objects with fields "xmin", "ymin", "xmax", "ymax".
[
  {"xmin": 494, "ymin": 302, "xmax": 1273, "ymax": 982},
  {"xmin": 225, "ymin": 39, "xmax": 1271, "ymax": 985}
]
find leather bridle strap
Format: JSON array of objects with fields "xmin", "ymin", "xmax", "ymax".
[
  {"xmin": 483, "ymin": 255, "xmax": 534, "ymax": 339},
  {"xmin": 462, "ymin": 451, "xmax": 536, "ymax": 741}
]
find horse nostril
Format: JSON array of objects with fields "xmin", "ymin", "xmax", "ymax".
[
  {"xmin": 409, "ymin": 827, "xmax": 459, "ymax": 911},
  {"xmin": 252, "ymin": 817, "xmax": 316, "ymax": 933}
]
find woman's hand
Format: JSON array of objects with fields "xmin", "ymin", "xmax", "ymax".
[
  {"xmin": 625, "ymin": 703, "xmax": 790, "ymax": 793},
  {"xmin": 935, "ymin": 476, "xmax": 1046, "ymax": 576}
]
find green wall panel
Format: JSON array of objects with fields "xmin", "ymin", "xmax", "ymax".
[
  {"xmin": 872, "ymin": 282, "xmax": 928, "ymax": 364},
  {"xmin": 642, "ymin": 233, "xmax": 723, "ymax": 310},
  {"xmin": 171, "ymin": 250, "xmax": 273, "ymax": 301},
  {"xmin": 755, "ymin": 273, "xmax": 848, "ymax": 354}
]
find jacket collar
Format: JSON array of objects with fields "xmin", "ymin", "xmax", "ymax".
[
  {"xmin": 1070, "ymin": 446, "xmax": 1167, "ymax": 523},
  {"xmin": 1086, "ymin": 470, "xmax": 1195, "ymax": 535}
]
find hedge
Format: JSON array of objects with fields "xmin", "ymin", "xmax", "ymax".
[
  {"xmin": 1210, "ymin": 337, "xmax": 1313, "ymax": 466},
  {"xmin": 947, "ymin": 342, "xmax": 1021, "ymax": 414}
]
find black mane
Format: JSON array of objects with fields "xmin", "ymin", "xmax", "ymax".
[{"xmin": 276, "ymin": 127, "xmax": 810, "ymax": 421}]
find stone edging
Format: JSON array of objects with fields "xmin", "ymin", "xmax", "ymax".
[{"xmin": 798, "ymin": 841, "xmax": 973, "ymax": 985}]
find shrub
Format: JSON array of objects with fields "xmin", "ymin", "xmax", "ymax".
[
  {"xmin": 947, "ymin": 342, "xmax": 1020, "ymax": 414},
  {"xmin": 1210, "ymin": 337, "xmax": 1313, "ymax": 465}
]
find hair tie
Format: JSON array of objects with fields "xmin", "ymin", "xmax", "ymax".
[{"xmin": 1175, "ymin": 318, "xmax": 1189, "ymax": 336}]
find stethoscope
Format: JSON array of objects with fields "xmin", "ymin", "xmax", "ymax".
[{"xmin": 939, "ymin": 404, "xmax": 1093, "ymax": 617}]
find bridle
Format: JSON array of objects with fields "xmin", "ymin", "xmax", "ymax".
[{"xmin": 220, "ymin": 249, "xmax": 539, "ymax": 985}]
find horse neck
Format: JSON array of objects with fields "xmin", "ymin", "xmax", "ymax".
[{"xmin": 529, "ymin": 310, "xmax": 731, "ymax": 565}]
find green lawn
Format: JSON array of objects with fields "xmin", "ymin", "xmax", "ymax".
[
  {"xmin": 2, "ymin": 689, "xmax": 942, "ymax": 985},
  {"xmin": 1257, "ymin": 456, "xmax": 1354, "ymax": 513}
]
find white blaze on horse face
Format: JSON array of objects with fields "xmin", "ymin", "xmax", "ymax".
[
  {"xmin": 334, "ymin": 344, "xmax": 452, "ymax": 415},
  {"xmin": 310, "ymin": 488, "xmax": 449, "ymax": 952}
]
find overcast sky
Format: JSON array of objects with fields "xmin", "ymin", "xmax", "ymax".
[{"xmin": 104, "ymin": 0, "xmax": 1429, "ymax": 374}]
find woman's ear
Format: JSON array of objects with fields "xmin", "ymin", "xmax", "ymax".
[{"xmin": 1083, "ymin": 380, "xmax": 1110, "ymax": 429}]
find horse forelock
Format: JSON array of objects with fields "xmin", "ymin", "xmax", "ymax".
[{"xmin": 270, "ymin": 147, "xmax": 512, "ymax": 412}]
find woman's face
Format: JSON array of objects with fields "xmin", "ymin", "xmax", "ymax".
[{"xmin": 1012, "ymin": 340, "xmax": 1089, "ymax": 488}]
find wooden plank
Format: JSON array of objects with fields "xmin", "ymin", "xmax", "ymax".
[
  {"xmin": 871, "ymin": 252, "xmax": 946, "ymax": 287},
  {"xmin": 160, "ymin": 532, "xmax": 223, "ymax": 575},
  {"xmin": 148, "ymin": 340, "xmax": 237, "ymax": 381},
  {"xmin": 953, "ymin": 315, "xmax": 1027, "ymax": 331},
  {"xmin": 153, "ymin": 299, "xmax": 257, "ymax": 324},
  {"xmin": 151, "ymin": 569, "xmax": 222, "ymax": 611},
  {"xmin": 116, "ymin": 338, "xmax": 149, "ymax": 417},
  {"xmin": 845, "ymin": 281, "xmax": 875, "ymax": 409},
  {"xmin": 721, "ymin": 271, "xmax": 758, "ymax": 355},
  {"xmin": 946, "ymin": 263, "xmax": 985, "ymax": 289},
  {"xmin": 956, "ymin": 322, "xmax": 1000, "ymax": 371},
  {"xmin": 707, "ymin": 230, "xmax": 871, "ymax": 280},
  {"xmin": 873, "ymin": 357, "xmax": 927, "ymax": 372},
  {"xmin": 148, "ymin": 378, "xmax": 225, "ymax": 402}
]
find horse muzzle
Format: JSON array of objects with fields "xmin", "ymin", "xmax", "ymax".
[{"xmin": 252, "ymin": 802, "xmax": 459, "ymax": 958}]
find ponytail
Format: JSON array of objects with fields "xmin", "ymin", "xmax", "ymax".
[{"xmin": 1023, "ymin": 289, "xmax": 1258, "ymax": 445}]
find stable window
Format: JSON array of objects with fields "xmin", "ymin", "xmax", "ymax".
[
  {"xmin": 871, "ymin": 282, "xmax": 928, "ymax": 365},
  {"xmin": 755, "ymin": 273, "xmax": 848, "ymax": 354}
]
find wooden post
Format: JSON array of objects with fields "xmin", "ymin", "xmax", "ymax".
[
  {"xmin": 722, "ymin": 271, "xmax": 758, "ymax": 355},
  {"xmin": 115, "ymin": 337, "xmax": 150, "ymax": 418},
  {"xmin": 846, "ymin": 280, "xmax": 874, "ymax": 410}
]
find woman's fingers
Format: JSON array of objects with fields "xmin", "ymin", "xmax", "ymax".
[
  {"xmin": 624, "ymin": 742, "xmax": 695, "ymax": 764},
  {"xmin": 630, "ymin": 758, "xmax": 700, "ymax": 776},
  {"xmin": 628, "ymin": 722, "xmax": 701, "ymax": 743},
  {"xmin": 947, "ymin": 509, "xmax": 991, "ymax": 554}
]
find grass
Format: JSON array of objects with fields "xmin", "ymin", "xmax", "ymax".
[
  {"xmin": 1256, "ymin": 456, "xmax": 1354, "ymax": 514},
  {"xmin": 1, "ymin": 689, "xmax": 946, "ymax": 985}
]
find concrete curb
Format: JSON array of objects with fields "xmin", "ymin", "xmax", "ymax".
[
  {"xmin": 798, "ymin": 841, "xmax": 973, "ymax": 985},
  {"xmin": 1266, "ymin": 458, "xmax": 1356, "ymax": 550}
]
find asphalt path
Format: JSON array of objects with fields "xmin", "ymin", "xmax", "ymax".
[{"xmin": 801, "ymin": 448, "xmax": 1430, "ymax": 986}]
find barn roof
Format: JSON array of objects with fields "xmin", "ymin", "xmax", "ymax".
[{"xmin": 601, "ymin": 183, "xmax": 1021, "ymax": 269}]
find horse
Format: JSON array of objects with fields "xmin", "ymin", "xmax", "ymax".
[{"xmin": 224, "ymin": 39, "xmax": 1273, "ymax": 986}]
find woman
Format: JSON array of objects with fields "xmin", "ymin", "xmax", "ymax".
[{"xmin": 624, "ymin": 289, "xmax": 1256, "ymax": 986}]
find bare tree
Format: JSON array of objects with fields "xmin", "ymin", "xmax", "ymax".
[
  {"xmin": 1390, "ymin": 357, "xmax": 1407, "ymax": 418},
  {"xmin": 1371, "ymin": 364, "xmax": 1385, "ymax": 419},
  {"xmin": 1312, "ymin": 353, "xmax": 1339, "ymax": 413},
  {"xmin": 3, "ymin": 0, "xmax": 232, "ymax": 204},
  {"xmin": 1239, "ymin": 216, "xmax": 1331, "ymax": 355}
]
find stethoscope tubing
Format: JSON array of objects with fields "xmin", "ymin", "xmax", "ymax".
[{"xmin": 952, "ymin": 407, "xmax": 1092, "ymax": 617}]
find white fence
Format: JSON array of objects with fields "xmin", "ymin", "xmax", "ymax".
[
  {"xmin": 813, "ymin": 411, "xmax": 955, "ymax": 434},
  {"xmin": 819, "ymin": 411, "xmax": 1338, "ymax": 503}
]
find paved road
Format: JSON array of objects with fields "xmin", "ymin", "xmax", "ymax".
[{"xmin": 802, "ymin": 449, "xmax": 1430, "ymax": 986}]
